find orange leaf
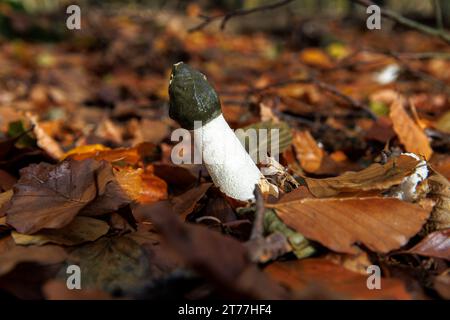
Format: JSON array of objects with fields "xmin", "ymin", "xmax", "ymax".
[
  {"xmin": 114, "ymin": 166, "xmax": 167, "ymax": 204},
  {"xmin": 390, "ymin": 98, "xmax": 433, "ymax": 159},
  {"xmin": 292, "ymin": 130, "xmax": 324, "ymax": 173},
  {"xmin": 65, "ymin": 146, "xmax": 141, "ymax": 165}
]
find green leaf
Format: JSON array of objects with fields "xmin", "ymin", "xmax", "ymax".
[
  {"xmin": 7, "ymin": 120, "xmax": 36, "ymax": 148},
  {"xmin": 369, "ymin": 101, "xmax": 389, "ymax": 116},
  {"xmin": 264, "ymin": 209, "xmax": 315, "ymax": 259},
  {"xmin": 236, "ymin": 121, "xmax": 292, "ymax": 163}
]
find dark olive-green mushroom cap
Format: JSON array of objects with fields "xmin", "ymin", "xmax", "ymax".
[{"xmin": 168, "ymin": 62, "xmax": 222, "ymax": 130}]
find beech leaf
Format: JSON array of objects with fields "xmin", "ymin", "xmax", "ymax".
[
  {"xmin": 304, "ymin": 154, "xmax": 419, "ymax": 197},
  {"xmin": 408, "ymin": 229, "xmax": 450, "ymax": 260},
  {"xmin": 265, "ymin": 259, "xmax": 411, "ymax": 299},
  {"xmin": 6, "ymin": 159, "xmax": 131, "ymax": 234},
  {"xmin": 269, "ymin": 193, "xmax": 431, "ymax": 254},
  {"xmin": 11, "ymin": 216, "xmax": 110, "ymax": 246},
  {"xmin": 390, "ymin": 98, "xmax": 433, "ymax": 159}
]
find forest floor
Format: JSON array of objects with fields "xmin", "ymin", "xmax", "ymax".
[{"xmin": 0, "ymin": 4, "xmax": 449, "ymax": 299}]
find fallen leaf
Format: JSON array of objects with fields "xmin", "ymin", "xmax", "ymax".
[
  {"xmin": 0, "ymin": 169, "xmax": 17, "ymax": 191},
  {"xmin": 325, "ymin": 250, "xmax": 372, "ymax": 275},
  {"xmin": 65, "ymin": 236, "xmax": 150, "ymax": 292},
  {"xmin": 172, "ymin": 182, "xmax": 213, "ymax": 219},
  {"xmin": 43, "ymin": 279, "xmax": 112, "ymax": 300},
  {"xmin": 65, "ymin": 146, "xmax": 141, "ymax": 165},
  {"xmin": 408, "ymin": 229, "xmax": 450, "ymax": 260},
  {"xmin": 299, "ymin": 48, "xmax": 333, "ymax": 68},
  {"xmin": 269, "ymin": 194, "xmax": 431, "ymax": 254},
  {"xmin": 6, "ymin": 159, "xmax": 131, "ymax": 234},
  {"xmin": 265, "ymin": 259, "xmax": 411, "ymax": 299},
  {"xmin": 292, "ymin": 130, "xmax": 324, "ymax": 173},
  {"xmin": 426, "ymin": 172, "xmax": 450, "ymax": 230},
  {"xmin": 11, "ymin": 216, "xmax": 110, "ymax": 246},
  {"xmin": 62, "ymin": 144, "xmax": 110, "ymax": 160},
  {"xmin": 304, "ymin": 154, "xmax": 419, "ymax": 197},
  {"xmin": 0, "ymin": 245, "xmax": 67, "ymax": 276},
  {"xmin": 26, "ymin": 113, "xmax": 64, "ymax": 159},
  {"xmin": 0, "ymin": 189, "xmax": 13, "ymax": 214},
  {"xmin": 436, "ymin": 111, "xmax": 450, "ymax": 134},
  {"xmin": 114, "ymin": 166, "xmax": 167, "ymax": 204},
  {"xmin": 390, "ymin": 98, "xmax": 433, "ymax": 159},
  {"xmin": 433, "ymin": 270, "xmax": 450, "ymax": 299},
  {"xmin": 136, "ymin": 205, "xmax": 289, "ymax": 299}
]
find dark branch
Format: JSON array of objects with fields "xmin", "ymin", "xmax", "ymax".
[
  {"xmin": 221, "ymin": 76, "xmax": 377, "ymax": 119},
  {"xmin": 189, "ymin": 0, "xmax": 296, "ymax": 32},
  {"xmin": 352, "ymin": 0, "xmax": 450, "ymax": 45},
  {"xmin": 250, "ymin": 185, "xmax": 265, "ymax": 241}
]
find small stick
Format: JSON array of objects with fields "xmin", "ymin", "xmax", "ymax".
[
  {"xmin": 352, "ymin": 0, "xmax": 450, "ymax": 45},
  {"xmin": 189, "ymin": 0, "xmax": 296, "ymax": 32},
  {"xmin": 250, "ymin": 185, "xmax": 265, "ymax": 241}
]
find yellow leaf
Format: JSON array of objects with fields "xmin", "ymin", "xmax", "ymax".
[{"xmin": 62, "ymin": 144, "xmax": 110, "ymax": 160}]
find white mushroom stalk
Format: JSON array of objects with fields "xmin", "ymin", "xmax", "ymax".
[{"xmin": 168, "ymin": 62, "xmax": 263, "ymax": 201}]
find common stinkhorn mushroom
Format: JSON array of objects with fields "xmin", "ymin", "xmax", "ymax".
[{"xmin": 168, "ymin": 62, "xmax": 264, "ymax": 201}]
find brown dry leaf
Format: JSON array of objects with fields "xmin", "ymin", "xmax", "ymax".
[
  {"xmin": 0, "ymin": 245, "xmax": 67, "ymax": 276},
  {"xmin": 172, "ymin": 182, "xmax": 212, "ymax": 219},
  {"xmin": 325, "ymin": 250, "xmax": 372, "ymax": 275},
  {"xmin": 292, "ymin": 130, "xmax": 324, "ymax": 173},
  {"xmin": 434, "ymin": 270, "xmax": 450, "ymax": 299},
  {"xmin": 140, "ymin": 166, "xmax": 169, "ymax": 203},
  {"xmin": 43, "ymin": 280, "xmax": 112, "ymax": 300},
  {"xmin": 0, "ymin": 169, "xmax": 17, "ymax": 191},
  {"xmin": 0, "ymin": 189, "xmax": 13, "ymax": 213},
  {"xmin": 94, "ymin": 118, "xmax": 123, "ymax": 145},
  {"xmin": 265, "ymin": 259, "xmax": 411, "ymax": 299},
  {"xmin": 65, "ymin": 236, "xmax": 152, "ymax": 293},
  {"xmin": 408, "ymin": 229, "xmax": 450, "ymax": 260},
  {"xmin": 26, "ymin": 113, "xmax": 64, "ymax": 160},
  {"xmin": 6, "ymin": 159, "xmax": 131, "ymax": 234},
  {"xmin": 269, "ymin": 194, "xmax": 431, "ymax": 254},
  {"xmin": 426, "ymin": 172, "xmax": 450, "ymax": 230},
  {"xmin": 390, "ymin": 98, "xmax": 433, "ymax": 159},
  {"xmin": 11, "ymin": 216, "xmax": 110, "ymax": 246},
  {"xmin": 65, "ymin": 146, "xmax": 141, "ymax": 165},
  {"xmin": 305, "ymin": 154, "xmax": 419, "ymax": 197},
  {"xmin": 140, "ymin": 206, "xmax": 289, "ymax": 299},
  {"xmin": 430, "ymin": 154, "xmax": 450, "ymax": 180}
]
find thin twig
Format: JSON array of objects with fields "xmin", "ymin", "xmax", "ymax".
[
  {"xmin": 434, "ymin": 0, "xmax": 444, "ymax": 31},
  {"xmin": 384, "ymin": 50, "xmax": 450, "ymax": 95},
  {"xmin": 189, "ymin": 0, "xmax": 296, "ymax": 32},
  {"xmin": 221, "ymin": 76, "xmax": 377, "ymax": 119},
  {"xmin": 352, "ymin": 0, "xmax": 450, "ymax": 45},
  {"xmin": 250, "ymin": 185, "xmax": 265, "ymax": 241}
]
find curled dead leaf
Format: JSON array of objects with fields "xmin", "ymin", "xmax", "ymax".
[
  {"xmin": 390, "ymin": 98, "xmax": 433, "ymax": 160},
  {"xmin": 305, "ymin": 154, "xmax": 419, "ymax": 198},
  {"xmin": 6, "ymin": 159, "xmax": 131, "ymax": 234}
]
